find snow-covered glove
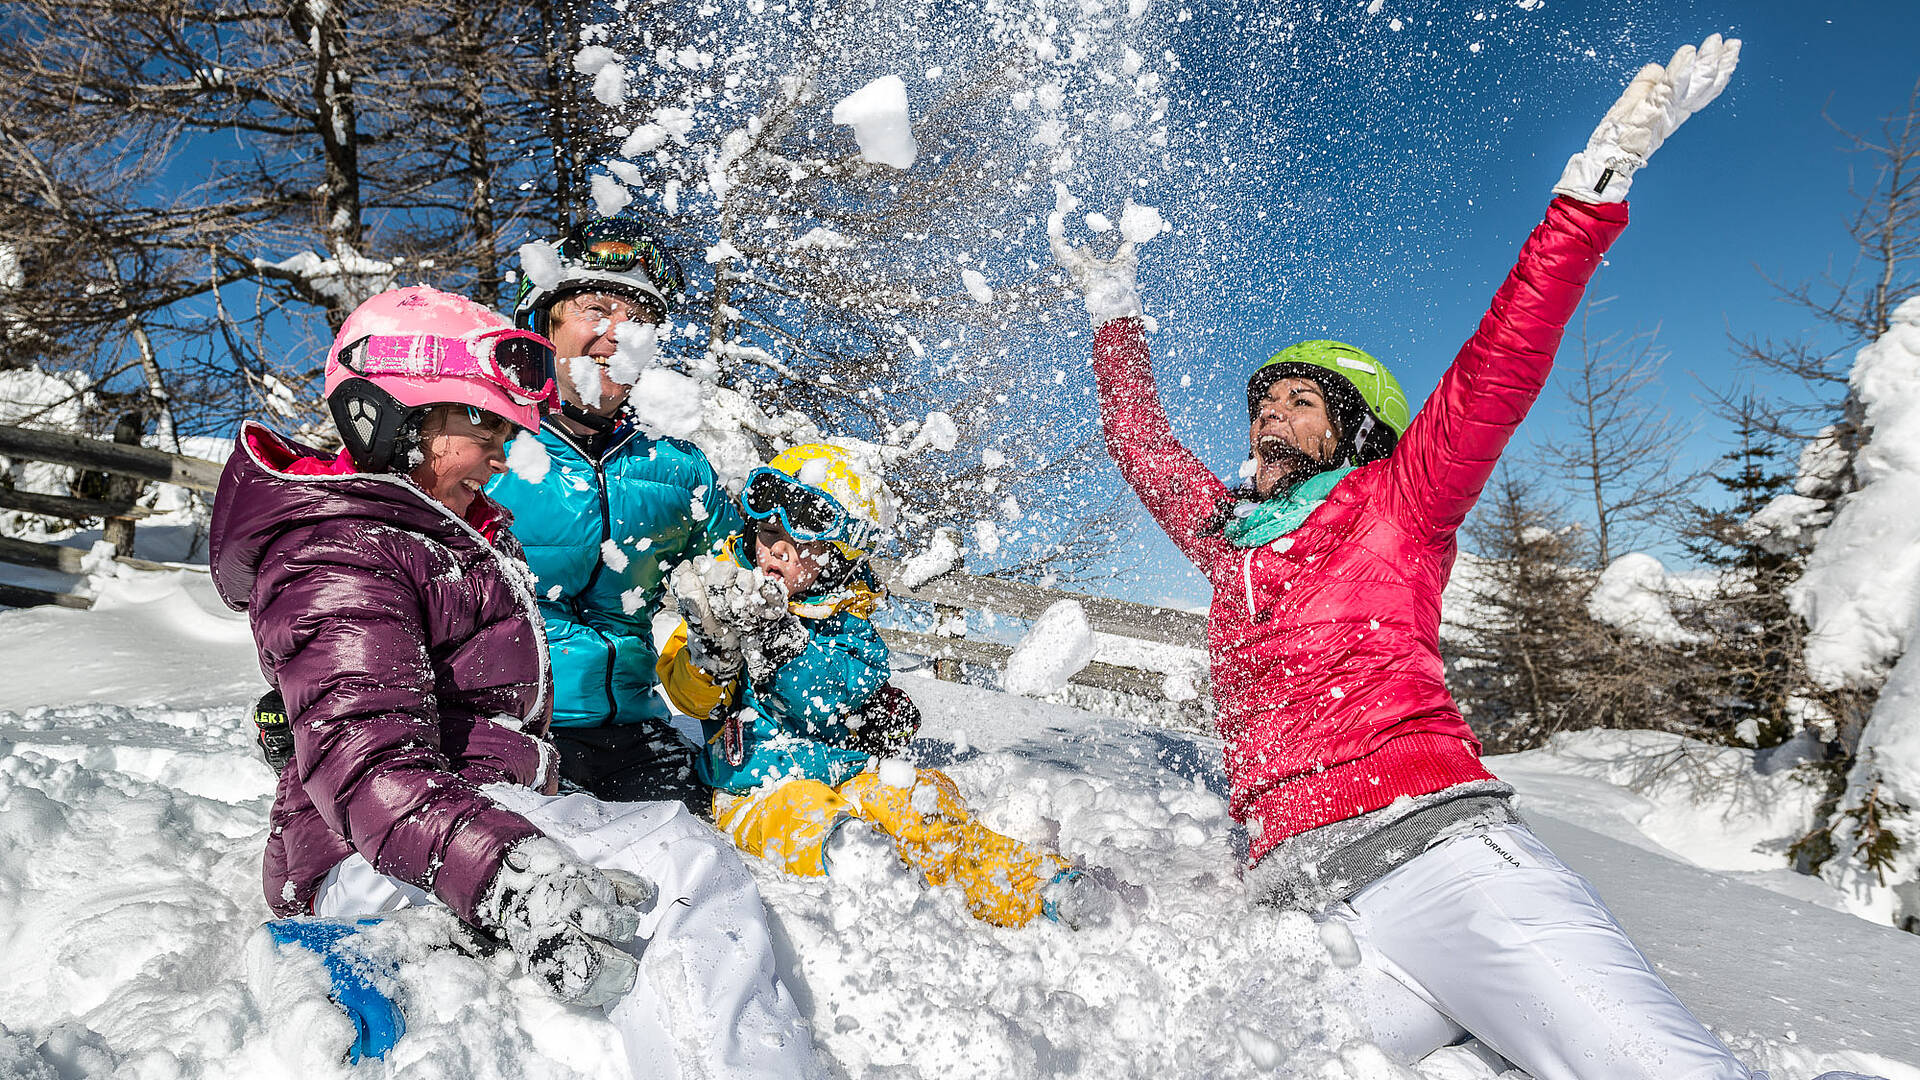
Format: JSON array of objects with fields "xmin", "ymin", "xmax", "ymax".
[
  {"xmin": 1041, "ymin": 865, "xmax": 1149, "ymax": 931},
  {"xmin": 669, "ymin": 558, "xmax": 744, "ymax": 682},
  {"xmin": 681, "ymin": 555, "xmax": 789, "ymax": 631},
  {"xmin": 475, "ymin": 837, "xmax": 656, "ymax": 1009},
  {"xmin": 741, "ymin": 612, "xmax": 811, "ymax": 687},
  {"xmin": 1047, "ymin": 182, "xmax": 1143, "ymax": 329},
  {"xmin": 842, "ymin": 683, "xmax": 922, "ymax": 758},
  {"xmin": 1554, "ymin": 33, "xmax": 1740, "ymax": 204}
]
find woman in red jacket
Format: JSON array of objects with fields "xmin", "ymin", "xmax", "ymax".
[{"xmin": 1058, "ymin": 36, "xmax": 1765, "ymax": 1080}]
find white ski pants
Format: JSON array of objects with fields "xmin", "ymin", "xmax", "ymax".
[
  {"xmin": 1316, "ymin": 822, "xmax": 1751, "ymax": 1080},
  {"xmin": 315, "ymin": 788, "xmax": 821, "ymax": 1080}
]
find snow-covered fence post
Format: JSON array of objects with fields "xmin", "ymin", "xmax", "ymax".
[
  {"xmin": 932, "ymin": 602, "xmax": 965, "ymax": 682},
  {"xmin": 100, "ymin": 413, "xmax": 145, "ymax": 558}
]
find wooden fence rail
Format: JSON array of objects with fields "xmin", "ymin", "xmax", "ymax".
[
  {"xmin": 0, "ymin": 423, "xmax": 224, "ymax": 494},
  {"xmin": 0, "ymin": 424, "xmax": 1208, "ymax": 707}
]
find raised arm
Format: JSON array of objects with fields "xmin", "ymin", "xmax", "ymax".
[
  {"xmin": 1091, "ymin": 317, "xmax": 1235, "ymax": 570},
  {"xmin": 1386, "ymin": 33, "xmax": 1738, "ymax": 543},
  {"xmin": 1050, "ymin": 183, "xmax": 1234, "ymax": 570},
  {"xmin": 1382, "ymin": 196, "xmax": 1629, "ymax": 541}
]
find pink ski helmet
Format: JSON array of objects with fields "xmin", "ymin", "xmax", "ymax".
[{"xmin": 324, "ymin": 286, "xmax": 559, "ymax": 471}]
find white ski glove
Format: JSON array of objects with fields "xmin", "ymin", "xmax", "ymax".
[
  {"xmin": 668, "ymin": 556, "xmax": 790, "ymax": 680},
  {"xmin": 476, "ymin": 836, "xmax": 657, "ymax": 1009},
  {"xmin": 669, "ymin": 557, "xmax": 741, "ymax": 682},
  {"xmin": 1554, "ymin": 33, "xmax": 1740, "ymax": 204},
  {"xmin": 1047, "ymin": 182, "xmax": 1144, "ymax": 329}
]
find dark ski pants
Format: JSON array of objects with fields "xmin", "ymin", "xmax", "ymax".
[{"xmin": 552, "ymin": 719, "xmax": 712, "ymax": 819}]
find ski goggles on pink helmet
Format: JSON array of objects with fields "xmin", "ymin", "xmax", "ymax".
[{"xmin": 334, "ymin": 327, "xmax": 560, "ymax": 428}]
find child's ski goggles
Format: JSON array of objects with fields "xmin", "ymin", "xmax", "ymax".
[
  {"xmin": 340, "ymin": 329, "xmax": 560, "ymax": 412},
  {"xmin": 741, "ymin": 466, "xmax": 873, "ymax": 551}
]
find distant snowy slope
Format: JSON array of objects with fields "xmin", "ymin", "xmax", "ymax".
[
  {"xmin": 0, "ymin": 572, "xmax": 261, "ymax": 712},
  {"xmin": 1, "ymin": 579, "xmax": 1916, "ymax": 1079}
]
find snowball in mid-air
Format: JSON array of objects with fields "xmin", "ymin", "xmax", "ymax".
[
  {"xmin": 600, "ymin": 539, "xmax": 629, "ymax": 573},
  {"xmin": 877, "ymin": 758, "xmax": 918, "ymax": 789},
  {"xmin": 507, "ymin": 432, "xmax": 550, "ymax": 484},
  {"xmin": 518, "ymin": 241, "xmax": 563, "ymax": 290},
  {"xmin": 572, "ymin": 46, "xmax": 618, "ymax": 75},
  {"xmin": 628, "ymin": 368, "xmax": 703, "ymax": 439},
  {"xmin": 593, "ymin": 64, "xmax": 627, "ymax": 107},
  {"xmin": 904, "ymin": 410, "xmax": 958, "ymax": 454},
  {"xmin": 832, "ymin": 75, "xmax": 918, "ymax": 169},
  {"xmin": 607, "ymin": 321, "xmax": 659, "ymax": 385},
  {"xmin": 972, "ymin": 519, "xmax": 1001, "ymax": 556},
  {"xmin": 590, "ymin": 173, "xmax": 631, "ymax": 216},
  {"xmin": 567, "ymin": 355, "xmax": 603, "ymax": 408},
  {"xmin": 1118, "ymin": 201, "xmax": 1167, "ymax": 243},
  {"xmin": 622, "ymin": 124, "xmax": 667, "ymax": 156},
  {"xmin": 1004, "ymin": 600, "xmax": 1097, "ymax": 697},
  {"xmin": 961, "ymin": 268, "xmax": 993, "ymax": 304},
  {"xmin": 898, "ymin": 527, "xmax": 962, "ymax": 588}
]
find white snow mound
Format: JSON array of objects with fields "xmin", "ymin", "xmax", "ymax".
[{"xmin": 1586, "ymin": 553, "xmax": 1702, "ymax": 645}]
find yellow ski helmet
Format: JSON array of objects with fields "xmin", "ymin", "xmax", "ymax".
[{"xmin": 743, "ymin": 443, "xmax": 897, "ymax": 554}]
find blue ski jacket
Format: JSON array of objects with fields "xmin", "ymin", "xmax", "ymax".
[
  {"xmin": 704, "ymin": 600, "xmax": 890, "ymax": 793},
  {"xmin": 488, "ymin": 422, "xmax": 742, "ymax": 728}
]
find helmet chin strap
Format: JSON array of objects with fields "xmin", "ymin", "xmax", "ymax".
[{"xmin": 1349, "ymin": 413, "xmax": 1376, "ymax": 463}]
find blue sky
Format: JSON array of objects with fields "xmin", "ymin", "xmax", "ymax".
[{"xmin": 1056, "ymin": 0, "xmax": 1920, "ymax": 607}]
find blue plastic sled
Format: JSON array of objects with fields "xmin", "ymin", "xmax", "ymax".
[{"xmin": 265, "ymin": 918, "xmax": 405, "ymax": 1064}]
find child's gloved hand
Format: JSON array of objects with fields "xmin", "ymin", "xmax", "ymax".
[
  {"xmin": 843, "ymin": 683, "xmax": 923, "ymax": 757},
  {"xmin": 690, "ymin": 556, "xmax": 790, "ymax": 631},
  {"xmin": 741, "ymin": 611, "xmax": 811, "ymax": 686},
  {"xmin": 475, "ymin": 837, "xmax": 656, "ymax": 1009},
  {"xmin": 669, "ymin": 558, "xmax": 743, "ymax": 681}
]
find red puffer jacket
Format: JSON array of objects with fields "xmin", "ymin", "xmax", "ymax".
[{"xmin": 1094, "ymin": 196, "xmax": 1628, "ymax": 864}]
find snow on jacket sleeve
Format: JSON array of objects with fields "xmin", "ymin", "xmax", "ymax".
[
  {"xmin": 1382, "ymin": 196, "xmax": 1630, "ymax": 542},
  {"xmin": 1091, "ymin": 317, "xmax": 1234, "ymax": 571},
  {"xmin": 754, "ymin": 614, "xmax": 890, "ymax": 730},
  {"xmin": 655, "ymin": 620, "xmax": 732, "ymax": 721},
  {"xmin": 254, "ymin": 528, "xmax": 540, "ymax": 922}
]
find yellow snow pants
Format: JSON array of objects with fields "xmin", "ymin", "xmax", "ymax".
[{"xmin": 713, "ymin": 768, "xmax": 1069, "ymax": 927}]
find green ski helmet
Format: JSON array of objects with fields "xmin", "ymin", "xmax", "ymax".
[{"xmin": 1247, "ymin": 340, "xmax": 1411, "ymax": 466}]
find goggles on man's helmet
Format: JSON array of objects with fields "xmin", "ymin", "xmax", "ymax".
[
  {"xmin": 741, "ymin": 466, "xmax": 873, "ymax": 553},
  {"xmin": 339, "ymin": 328, "xmax": 560, "ymax": 412},
  {"xmin": 563, "ymin": 219, "xmax": 687, "ymax": 296}
]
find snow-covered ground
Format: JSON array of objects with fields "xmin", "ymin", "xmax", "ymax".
[{"xmin": 1, "ymin": 571, "xmax": 1916, "ymax": 1080}]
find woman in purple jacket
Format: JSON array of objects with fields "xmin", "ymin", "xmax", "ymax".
[{"xmin": 210, "ymin": 286, "xmax": 818, "ymax": 1079}]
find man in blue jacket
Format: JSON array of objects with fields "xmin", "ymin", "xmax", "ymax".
[{"xmin": 488, "ymin": 218, "xmax": 742, "ymax": 813}]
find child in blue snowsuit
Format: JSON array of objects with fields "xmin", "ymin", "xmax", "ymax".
[{"xmin": 656, "ymin": 444, "xmax": 1114, "ymax": 928}]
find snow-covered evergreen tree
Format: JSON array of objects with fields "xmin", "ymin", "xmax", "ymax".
[{"xmin": 1790, "ymin": 297, "xmax": 1920, "ymax": 930}]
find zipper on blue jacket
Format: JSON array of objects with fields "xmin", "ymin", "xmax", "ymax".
[{"xmin": 553, "ymin": 424, "xmax": 633, "ymax": 726}]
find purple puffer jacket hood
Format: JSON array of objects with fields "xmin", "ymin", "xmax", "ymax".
[{"xmin": 211, "ymin": 423, "xmax": 554, "ymax": 921}]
